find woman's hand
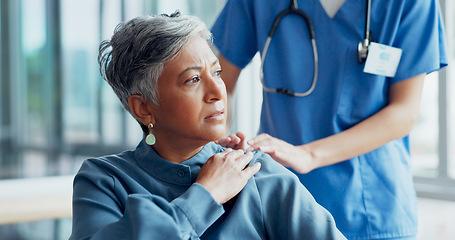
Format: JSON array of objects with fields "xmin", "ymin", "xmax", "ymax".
[
  {"xmin": 196, "ymin": 149, "xmax": 261, "ymax": 204},
  {"xmin": 215, "ymin": 132, "xmax": 247, "ymax": 150},
  {"xmin": 247, "ymin": 133, "xmax": 317, "ymax": 174}
]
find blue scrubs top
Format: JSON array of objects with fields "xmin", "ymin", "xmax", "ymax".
[
  {"xmin": 212, "ymin": 0, "xmax": 448, "ymax": 239},
  {"xmin": 70, "ymin": 140, "xmax": 346, "ymax": 239}
]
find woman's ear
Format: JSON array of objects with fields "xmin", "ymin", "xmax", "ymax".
[{"xmin": 128, "ymin": 95, "xmax": 155, "ymax": 125}]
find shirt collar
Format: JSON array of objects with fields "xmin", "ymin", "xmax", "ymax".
[{"xmin": 134, "ymin": 139, "xmax": 223, "ymax": 186}]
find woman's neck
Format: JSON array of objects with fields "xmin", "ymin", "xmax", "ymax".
[{"xmin": 151, "ymin": 141, "xmax": 206, "ymax": 164}]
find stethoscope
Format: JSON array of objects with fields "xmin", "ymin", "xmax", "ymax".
[{"xmin": 260, "ymin": 0, "xmax": 372, "ymax": 97}]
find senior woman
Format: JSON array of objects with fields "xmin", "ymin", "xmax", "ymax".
[{"xmin": 70, "ymin": 12, "xmax": 345, "ymax": 240}]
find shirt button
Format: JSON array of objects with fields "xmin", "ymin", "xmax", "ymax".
[{"xmin": 178, "ymin": 170, "xmax": 185, "ymax": 177}]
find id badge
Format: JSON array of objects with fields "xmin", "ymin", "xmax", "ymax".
[{"xmin": 363, "ymin": 42, "xmax": 402, "ymax": 77}]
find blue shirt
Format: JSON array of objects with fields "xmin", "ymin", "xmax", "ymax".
[
  {"xmin": 70, "ymin": 140, "xmax": 346, "ymax": 240},
  {"xmin": 211, "ymin": 0, "xmax": 448, "ymax": 239}
]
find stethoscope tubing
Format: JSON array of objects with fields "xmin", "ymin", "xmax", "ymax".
[
  {"xmin": 260, "ymin": 0, "xmax": 371, "ymax": 97},
  {"xmin": 260, "ymin": 37, "xmax": 318, "ymax": 97},
  {"xmin": 260, "ymin": 0, "xmax": 318, "ymax": 97}
]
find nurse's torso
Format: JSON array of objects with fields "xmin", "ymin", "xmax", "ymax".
[{"xmin": 251, "ymin": 0, "xmax": 417, "ymax": 238}]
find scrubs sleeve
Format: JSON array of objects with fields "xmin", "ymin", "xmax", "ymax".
[
  {"xmin": 392, "ymin": 0, "xmax": 447, "ymax": 83},
  {"xmin": 252, "ymin": 152, "xmax": 346, "ymax": 239},
  {"xmin": 211, "ymin": 0, "xmax": 258, "ymax": 68},
  {"xmin": 70, "ymin": 163, "xmax": 224, "ymax": 240}
]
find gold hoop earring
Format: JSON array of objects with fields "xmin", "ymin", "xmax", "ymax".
[{"xmin": 145, "ymin": 123, "xmax": 156, "ymax": 145}]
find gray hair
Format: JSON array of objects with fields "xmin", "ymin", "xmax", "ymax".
[{"xmin": 98, "ymin": 11, "xmax": 212, "ymax": 133}]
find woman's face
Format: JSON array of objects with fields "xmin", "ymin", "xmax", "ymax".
[{"xmin": 152, "ymin": 36, "xmax": 227, "ymax": 148}]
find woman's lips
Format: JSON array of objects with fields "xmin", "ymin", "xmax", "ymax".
[{"xmin": 205, "ymin": 109, "xmax": 225, "ymax": 121}]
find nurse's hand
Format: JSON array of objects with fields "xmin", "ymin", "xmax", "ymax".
[
  {"xmin": 196, "ymin": 149, "xmax": 261, "ymax": 204},
  {"xmin": 247, "ymin": 133, "xmax": 316, "ymax": 174},
  {"xmin": 215, "ymin": 132, "xmax": 247, "ymax": 150}
]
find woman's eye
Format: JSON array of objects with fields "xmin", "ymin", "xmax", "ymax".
[
  {"xmin": 186, "ymin": 76, "xmax": 200, "ymax": 84},
  {"xmin": 214, "ymin": 69, "xmax": 223, "ymax": 78}
]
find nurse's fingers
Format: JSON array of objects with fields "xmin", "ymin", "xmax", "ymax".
[{"xmin": 246, "ymin": 133, "xmax": 276, "ymax": 151}]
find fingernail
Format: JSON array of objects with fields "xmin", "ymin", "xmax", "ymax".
[{"xmin": 255, "ymin": 162, "xmax": 262, "ymax": 170}]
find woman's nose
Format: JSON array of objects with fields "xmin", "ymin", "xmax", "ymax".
[{"xmin": 204, "ymin": 74, "xmax": 226, "ymax": 102}]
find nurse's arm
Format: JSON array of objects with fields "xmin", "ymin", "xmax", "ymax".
[
  {"xmin": 302, "ymin": 73, "xmax": 426, "ymax": 172},
  {"xmin": 248, "ymin": 73, "xmax": 425, "ymax": 173}
]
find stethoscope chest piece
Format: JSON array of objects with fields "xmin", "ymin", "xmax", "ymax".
[
  {"xmin": 357, "ymin": 32, "xmax": 371, "ymax": 62},
  {"xmin": 357, "ymin": 0, "xmax": 372, "ymax": 62}
]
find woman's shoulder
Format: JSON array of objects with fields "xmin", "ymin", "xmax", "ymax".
[
  {"xmin": 250, "ymin": 150, "xmax": 298, "ymax": 180},
  {"xmin": 76, "ymin": 150, "xmax": 138, "ymax": 179},
  {"xmin": 247, "ymin": 150, "xmax": 311, "ymax": 205}
]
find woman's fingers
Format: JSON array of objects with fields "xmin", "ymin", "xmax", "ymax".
[
  {"xmin": 243, "ymin": 161, "xmax": 261, "ymax": 178},
  {"xmin": 196, "ymin": 149, "xmax": 260, "ymax": 204},
  {"xmin": 215, "ymin": 132, "xmax": 247, "ymax": 150}
]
